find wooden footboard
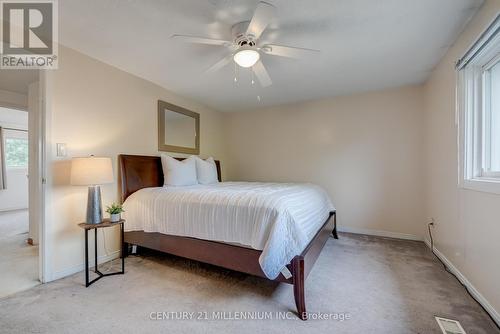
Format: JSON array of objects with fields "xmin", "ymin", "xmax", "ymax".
[
  {"xmin": 124, "ymin": 211, "xmax": 336, "ymax": 319},
  {"xmin": 293, "ymin": 210, "xmax": 335, "ymax": 319}
]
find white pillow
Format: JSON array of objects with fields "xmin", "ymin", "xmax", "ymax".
[
  {"xmin": 195, "ymin": 157, "xmax": 219, "ymax": 185},
  {"xmin": 160, "ymin": 154, "xmax": 198, "ymax": 186}
]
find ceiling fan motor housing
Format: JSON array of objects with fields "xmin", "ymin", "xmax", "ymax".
[{"xmin": 232, "ymin": 21, "xmax": 256, "ymax": 47}]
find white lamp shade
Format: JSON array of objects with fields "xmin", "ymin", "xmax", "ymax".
[{"xmin": 70, "ymin": 157, "xmax": 114, "ymax": 186}]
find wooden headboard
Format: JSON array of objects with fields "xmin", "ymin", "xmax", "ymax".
[{"xmin": 118, "ymin": 154, "xmax": 222, "ymax": 203}]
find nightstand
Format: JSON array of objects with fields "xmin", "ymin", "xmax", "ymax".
[{"xmin": 78, "ymin": 219, "xmax": 125, "ymax": 287}]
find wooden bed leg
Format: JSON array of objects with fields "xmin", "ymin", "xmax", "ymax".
[
  {"xmin": 332, "ymin": 211, "xmax": 339, "ymax": 239},
  {"xmin": 292, "ymin": 256, "xmax": 307, "ymax": 320}
]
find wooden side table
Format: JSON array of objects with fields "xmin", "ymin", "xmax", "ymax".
[{"xmin": 78, "ymin": 219, "xmax": 125, "ymax": 287}]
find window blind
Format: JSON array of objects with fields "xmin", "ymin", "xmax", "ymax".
[{"xmin": 456, "ymin": 14, "xmax": 500, "ymax": 70}]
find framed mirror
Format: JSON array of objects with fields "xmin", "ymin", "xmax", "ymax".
[{"xmin": 158, "ymin": 100, "xmax": 200, "ymax": 154}]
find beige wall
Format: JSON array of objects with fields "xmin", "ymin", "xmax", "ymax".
[
  {"xmin": 423, "ymin": 0, "xmax": 500, "ymax": 318},
  {"xmin": 46, "ymin": 46, "xmax": 227, "ymax": 279},
  {"xmin": 0, "ymin": 89, "xmax": 28, "ymax": 110},
  {"xmin": 224, "ymin": 85, "xmax": 425, "ymax": 238}
]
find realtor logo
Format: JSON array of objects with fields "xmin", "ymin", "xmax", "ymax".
[{"xmin": 1, "ymin": 0, "xmax": 58, "ymax": 69}]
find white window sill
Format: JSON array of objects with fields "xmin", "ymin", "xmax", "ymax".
[{"xmin": 462, "ymin": 178, "xmax": 500, "ymax": 195}]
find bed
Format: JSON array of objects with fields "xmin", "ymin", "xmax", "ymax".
[{"xmin": 118, "ymin": 154, "xmax": 337, "ymax": 320}]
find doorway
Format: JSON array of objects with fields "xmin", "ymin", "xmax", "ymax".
[{"xmin": 0, "ymin": 69, "xmax": 44, "ymax": 297}]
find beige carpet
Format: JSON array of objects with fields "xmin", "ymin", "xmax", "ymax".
[
  {"xmin": 0, "ymin": 210, "xmax": 39, "ymax": 298},
  {"xmin": 0, "ymin": 233, "xmax": 498, "ymax": 334}
]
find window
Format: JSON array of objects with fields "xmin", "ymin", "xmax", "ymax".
[
  {"xmin": 484, "ymin": 60, "xmax": 500, "ymax": 177},
  {"xmin": 4, "ymin": 137, "xmax": 28, "ymax": 168},
  {"xmin": 458, "ymin": 15, "xmax": 500, "ymax": 194}
]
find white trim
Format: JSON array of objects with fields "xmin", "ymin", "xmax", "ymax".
[
  {"xmin": 424, "ymin": 238, "xmax": 500, "ymax": 328},
  {"xmin": 337, "ymin": 226, "xmax": 422, "ymax": 241},
  {"xmin": 482, "ymin": 171, "xmax": 500, "ymax": 178},
  {"xmin": 462, "ymin": 178, "xmax": 500, "ymax": 195},
  {"xmin": 0, "ymin": 123, "xmax": 28, "ymax": 131},
  {"xmin": 38, "ymin": 70, "xmax": 50, "ymax": 283},
  {"xmin": 0, "ymin": 206, "xmax": 28, "ymax": 212},
  {"xmin": 50, "ymin": 250, "xmax": 121, "ymax": 282}
]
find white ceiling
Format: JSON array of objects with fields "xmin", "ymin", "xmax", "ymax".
[{"xmin": 59, "ymin": 0, "xmax": 483, "ymax": 112}]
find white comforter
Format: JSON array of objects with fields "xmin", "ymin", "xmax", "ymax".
[{"xmin": 122, "ymin": 182, "xmax": 334, "ymax": 279}]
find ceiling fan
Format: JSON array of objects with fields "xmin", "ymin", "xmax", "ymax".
[{"xmin": 171, "ymin": 1, "xmax": 320, "ymax": 87}]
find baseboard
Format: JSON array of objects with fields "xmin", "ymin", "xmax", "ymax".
[
  {"xmin": 50, "ymin": 250, "xmax": 121, "ymax": 282},
  {"xmin": 423, "ymin": 238, "xmax": 500, "ymax": 327},
  {"xmin": 337, "ymin": 226, "xmax": 423, "ymax": 241}
]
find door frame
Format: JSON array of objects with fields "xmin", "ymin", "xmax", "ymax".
[
  {"xmin": 37, "ymin": 70, "xmax": 50, "ymax": 283},
  {"xmin": 33, "ymin": 70, "xmax": 50, "ymax": 283}
]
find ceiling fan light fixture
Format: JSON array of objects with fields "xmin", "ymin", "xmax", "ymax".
[{"xmin": 233, "ymin": 48, "xmax": 260, "ymax": 68}]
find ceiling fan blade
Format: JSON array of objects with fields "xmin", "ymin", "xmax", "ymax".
[
  {"xmin": 260, "ymin": 44, "xmax": 320, "ymax": 58},
  {"xmin": 246, "ymin": 2, "xmax": 276, "ymax": 40},
  {"xmin": 252, "ymin": 60, "xmax": 272, "ymax": 87},
  {"xmin": 205, "ymin": 55, "xmax": 233, "ymax": 74},
  {"xmin": 171, "ymin": 34, "xmax": 232, "ymax": 46}
]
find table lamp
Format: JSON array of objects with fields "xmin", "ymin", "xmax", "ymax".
[{"xmin": 70, "ymin": 156, "xmax": 114, "ymax": 224}]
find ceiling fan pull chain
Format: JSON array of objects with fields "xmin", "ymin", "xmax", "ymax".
[
  {"xmin": 234, "ymin": 62, "xmax": 238, "ymax": 83},
  {"xmin": 251, "ymin": 69, "xmax": 260, "ymax": 101}
]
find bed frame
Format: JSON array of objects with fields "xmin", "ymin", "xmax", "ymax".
[{"xmin": 118, "ymin": 154, "xmax": 338, "ymax": 320}]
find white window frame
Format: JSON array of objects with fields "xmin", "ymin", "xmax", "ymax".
[
  {"xmin": 458, "ymin": 15, "xmax": 500, "ymax": 194},
  {"xmin": 482, "ymin": 54, "xmax": 500, "ymax": 178}
]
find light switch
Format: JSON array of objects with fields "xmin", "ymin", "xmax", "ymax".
[{"xmin": 56, "ymin": 143, "xmax": 67, "ymax": 157}]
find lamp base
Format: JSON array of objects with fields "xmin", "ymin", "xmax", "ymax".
[{"xmin": 86, "ymin": 185, "xmax": 103, "ymax": 224}]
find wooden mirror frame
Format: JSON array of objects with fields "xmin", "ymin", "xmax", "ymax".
[{"xmin": 158, "ymin": 100, "xmax": 200, "ymax": 154}]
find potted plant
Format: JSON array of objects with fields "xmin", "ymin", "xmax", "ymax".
[{"xmin": 106, "ymin": 203, "xmax": 124, "ymax": 222}]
